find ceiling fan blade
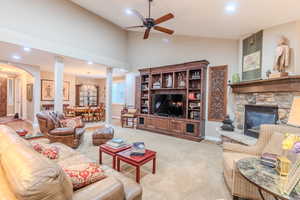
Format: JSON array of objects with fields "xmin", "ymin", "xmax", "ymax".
[
  {"xmin": 154, "ymin": 26, "xmax": 174, "ymax": 35},
  {"xmin": 154, "ymin": 13, "xmax": 174, "ymax": 25},
  {"xmin": 130, "ymin": 9, "xmax": 147, "ymax": 24},
  {"xmin": 125, "ymin": 25, "xmax": 145, "ymax": 29},
  {"xmin": 144, "ymin": 28, "xmax": 151, "ymax": 39}
]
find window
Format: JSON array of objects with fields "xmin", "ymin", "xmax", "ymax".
[{"xmin": 112, "ymin": 82, "xmax": 125, "ymax": 104}]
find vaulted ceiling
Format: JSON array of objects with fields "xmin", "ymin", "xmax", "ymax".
[{"xmin": 71, "ymin": 0, "xmax": 300, "ymax": 39}]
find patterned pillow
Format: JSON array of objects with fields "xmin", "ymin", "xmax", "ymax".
[
  {"xmin": 60, "ymin": 117, "xmax": 82, "ymax": 129},
  {"xmin": 33, "ymin": 143, "xmax": 44, "ymax": 153},
  {"xmin": 42, "ymin": 146, "xmax": 59, "ymax": 159},
  {"xmin": 32, "ymin": 143, "xmax": 59, "ymax": 160},
  {"xmin": 63, "ymin": 163, "xmax": 106, "ymax": 190}
]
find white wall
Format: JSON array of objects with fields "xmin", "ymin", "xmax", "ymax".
[
  {"xmin": 0, "ymin": 0, "xmax": 128, "ymax": 69},
  {"xmin": 127, "ymin": 32, "xmax": 239, "ymax": 141},
  {"xmin": 238, "ymin": 21, "xmax": 300, "ymax": 78}
]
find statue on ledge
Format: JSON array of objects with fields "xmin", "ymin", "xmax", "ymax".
[
  {"xmin": 273, "ymin": 36, "xmax": 290, "ymax": 73},
  {"xmin": 221, "ymin": 115, "xmax": 235, "ymax": 132}
]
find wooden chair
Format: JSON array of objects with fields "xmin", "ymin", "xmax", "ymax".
[
  {"xmin": 82, "ymin": 107, "xmax": 93, "ymax": 122},
  {"xmin": 64, "ymin": 107, "xmax": 76, "ymax": 118},
  {"xmin": 121, "ymin": 107, "xmax": 137, "ymax": 128}
]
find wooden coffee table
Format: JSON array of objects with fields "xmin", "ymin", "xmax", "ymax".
[
  {"xmin": 99, "ymin": 144, "xmax": 131, "ymax": 169},
  {"xmin": 116, "ymin": 149, "xmax": 156, "ymax": 183}
]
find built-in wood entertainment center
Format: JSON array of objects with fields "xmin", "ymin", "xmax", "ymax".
[{"xmin": 136, "ymin": 60, "xmax": 209, "ymax": 142}]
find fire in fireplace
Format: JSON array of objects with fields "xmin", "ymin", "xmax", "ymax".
[{"xmin": 244, "ymin": 105, "xmax": 278, "ymax": 138}]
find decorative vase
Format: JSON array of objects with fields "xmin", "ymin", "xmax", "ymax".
[{"xmin": 232, "ymin": 73, "xmax": 240, "ymax": 83}]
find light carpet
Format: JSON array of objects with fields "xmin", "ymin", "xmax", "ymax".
[{"xmin": 77, "ymin": 125, "xmax": 231, "ymax": 200}]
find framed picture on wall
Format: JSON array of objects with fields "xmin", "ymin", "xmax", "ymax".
[
  {"xmin": 41, "ymin": 79, "xmax": 54, "ymax": 101},
  {"xmin": 41, "ymin": 79, "xmax": 70, "ymax": 101},
  {"xmin": 26, "ymin": 83, "xmax": 33, "ymax": 102},
  {"xmin": 242, "ymin": 30, "xmax": 263, "ymax": 81}
]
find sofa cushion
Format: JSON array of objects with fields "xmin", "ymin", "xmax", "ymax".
[
  {"xmin": 60, "ymin": 117, "xmax": 83, "ymax": 129},
  {"xmin": 262, "ymin": 131, "xmax": 285, "ymax": 156},
  {"xmin": 63, "ymin": 163, "xmax": 106, "ymax": 190},
  {"xmin": 0, "ymin": 140, "xmax": 73, "ymax": 200},
  {"xmin": 73, "ymin": 176, "xmax": 125, "ymax": 200},
  {"xmin": 50, "ymin": 142, "xmax": 79, "ymax": 162},
  {"xmin": 58, "ymin": 154, "xmax": 93, "ymax": 168},
  {"xmin": 0, "ymin": 165, "xmax": 18, "ymax": 200},
  {"xmin": 0, "ymin": 125, "xmax": 31, "ymax": 154},
  {"xmin": 103, "ymin": 166, "xmax": 143, "ymax": 200}
]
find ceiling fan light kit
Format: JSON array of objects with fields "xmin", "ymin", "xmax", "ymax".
[{"xmin": 126, "ymin": 0, "xmax": 175, "ymax": 40}]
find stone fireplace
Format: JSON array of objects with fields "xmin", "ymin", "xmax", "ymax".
[
  {"xmin": 244, "ymin": 104, "xmax": 278, "ymax": 138},
  {"xmin": 230, "ymin": 76, "xmax": 300, "ymax": 138}
]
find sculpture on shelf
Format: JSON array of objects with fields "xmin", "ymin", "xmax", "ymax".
[
  {"xmin": 271, "ymin": 36, "xmax": 290, "ymax": 78},
  {"xmin": 178, "ymin": 73, "xmax": 185, "ymax": 87},
  {"xmin": 221, "ymin": 115, "xmax": 235, "ymax": 132},
  {"xmin": 166, "ymin": 74, "xmax": 173, "ymax": 88}
]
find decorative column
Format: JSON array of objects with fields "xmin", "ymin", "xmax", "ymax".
[
  {"xmin": 54, "ymin": 56, "xmax": 64, "ymax": 113},
  {"xmin": 32, "ymin": 70, "xmax": 41, "ymax": 128},
  {"xmin": 125, "ymin": 72, "xmax": 138, "ymax": 107},
  {"xmin": 105, "ymin": 67, "xmax": 113, "ymax": 126}
]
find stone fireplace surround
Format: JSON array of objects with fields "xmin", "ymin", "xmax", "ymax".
[
  {"xmin": 234, "ymin": 92, "xmax": 296, "ymax": 130},
  {"xmin": 219, "ymin": 76, "xmax": 300, "ymax": 145},
  {"xmin": 230, "ymin": 76, "xmax": 300, "ymax": 131}
]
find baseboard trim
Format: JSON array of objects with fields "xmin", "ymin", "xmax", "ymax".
[{"xmin": 205, "ymin": 136, "xmax": 221, "ymax": 143}]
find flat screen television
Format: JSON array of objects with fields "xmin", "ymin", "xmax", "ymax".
[{"xmin": 152, "ymin": 94, "xmax": 184, "ymax": 118}]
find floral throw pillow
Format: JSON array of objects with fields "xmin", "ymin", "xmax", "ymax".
[
  {"xmin": 32, "ymin": 143, "xmax": 59, "ymax": 160},
  {"xmin": 63, "ymin": 163, "xmax": 106, "ymax": 190},
  {"xmin": 60, "ymin": 117, "xmax": 82, "ymax": 129},
  {"xmin": 42, "ymin": 146, "xmax": 59, "ymax": 159}
]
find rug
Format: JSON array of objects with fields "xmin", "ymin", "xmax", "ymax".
[{"xmin": 77, "ymin": 124, "xmax": 231, "ymax": 200}]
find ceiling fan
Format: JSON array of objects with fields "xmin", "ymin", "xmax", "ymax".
[{"xmin": 125, "ymin": 0, "xmax": 175, "ymax": 40}]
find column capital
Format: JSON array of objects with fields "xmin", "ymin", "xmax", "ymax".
[
  {"xmin": 54, "ymin": 56, "xmax": 64, "ymax": 64},
  {"xmin": 106, "ymin": 67, "xmax": 113, "ymax": 73}
]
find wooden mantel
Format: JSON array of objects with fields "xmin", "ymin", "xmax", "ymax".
[{"xmin": 229, "ymin": 76, "xmax": 300, "ymax": 93}]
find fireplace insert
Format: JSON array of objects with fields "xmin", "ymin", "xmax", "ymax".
[{"xmin": 244, "ymin": 105, "xmax": 278, "ymax": 138}]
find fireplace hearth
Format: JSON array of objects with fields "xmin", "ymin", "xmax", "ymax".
[{"xmin": 244, "ymin": 105, "xmax": 278, "ymax": 138}]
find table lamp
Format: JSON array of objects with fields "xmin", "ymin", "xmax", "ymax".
[{"xmin": 287, "ymin": 96, "xmax": 300, "ymax": 127}]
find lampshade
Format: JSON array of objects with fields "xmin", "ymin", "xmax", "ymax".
[{"xmin": 287, "ymin": 96, "xmax": 300, "ymax": 127}]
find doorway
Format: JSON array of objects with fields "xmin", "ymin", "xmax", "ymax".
[{"xmin": 0, "ymin": 76, "xmax": 7, "ymax": 117}]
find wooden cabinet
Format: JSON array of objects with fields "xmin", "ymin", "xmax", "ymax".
[
  {"xmin": 169, "ymin": 120, "xmax": 184, "ymax": 134},
  {"xmin": 136, "ymin": 60, "xmax": 208, "ymax": 142}
]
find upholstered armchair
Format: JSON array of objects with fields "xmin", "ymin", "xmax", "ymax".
[
  {"xmin": 223, "ymin": 124, "xmax": 300, "ymax": 200},
  {"xmin": 36, "ymin": 111, "xmax": 85, "ymax": 148}
]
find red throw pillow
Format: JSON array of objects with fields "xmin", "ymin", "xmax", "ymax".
[
  {"xmin": 63, "ymin": 163, "xmax": 106, "ymax": 190},
  {"xmin": 60, "ymin": 117, "xmax": 82, "ymax": 129},
  {"xmin": 32, "ymin": 143, "xmax": 59, "ymax": 160},
  {"xmin": 33, "ymin": 143, "xmax": 44, "ymax": 153},
  {"xmin": 42, "ymin": 146, "xmax": 59, "ymax": 159}
]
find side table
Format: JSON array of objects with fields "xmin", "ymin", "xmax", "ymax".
[
  {"xmin": 116, "ymin": 149, "xmax": 156, "ymax": 183},
  {"xmin": 99, "ymin": 144, "xmax": 131, "ymax": 169},
  {"xmin": 237, "ymin": 158, "xmax": 299, "ymax": 200}
]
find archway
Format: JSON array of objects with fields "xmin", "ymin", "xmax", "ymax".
[{"xmin": 0, "ymin": 63, "xmax": 40, "ymax": 126}]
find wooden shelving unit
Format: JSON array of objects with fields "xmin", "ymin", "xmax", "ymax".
[{"xmin": 137, "ymin": 60, "xmax": 209, "ymax": 142}]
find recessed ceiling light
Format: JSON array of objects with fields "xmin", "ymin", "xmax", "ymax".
[
  {"xmin": 23, "ymin": 47, "xmax": 31, "ymax": 52},
  {"xmin": 225, "ymin": 2, "xmax": 237, "ymax": 14},
  {"xmin": 125, "ymin": 8, "xmax": 133, "ymax": 15},
  {"xmin": 87, "ymin": 61, "xmax": 93, "ymax": 65},
  {"xmin": 12, "ymin": 55, "xmax": 21, "ymax": 60}
]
